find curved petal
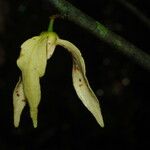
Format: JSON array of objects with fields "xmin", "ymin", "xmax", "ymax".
[
  {"xmin": 57, "ymin": 39, "xmax": 104, "ymax": 127},
  {"xmin": 13, "ymin": 77, "xmax": 26, "ymax": 127},
  {"xmin": 16, "ymin": 32, "xmax": 58, "ymax": 127}
]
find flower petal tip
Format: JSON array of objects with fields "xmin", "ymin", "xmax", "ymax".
[
  {"xmin": 30, "ymin": 108, "xmax": 38, "ymax": 128},
  {"xmin": 95, "ymin": 109, "xmax": 104, "ymax": 127},
  {"xmin": 14, "ymin": 120, "xmax": 19, "ymax": 128},
  {"xmin": 97, "ymin": 118, "xmax": 104, "ymax": 128},
  {"xmin": 33, "ymin": 121, "xmax": 37, "ymax": 128},
  {"xmin": 13, "ymin": 78, "xmax": 26, "ymax": 128}
]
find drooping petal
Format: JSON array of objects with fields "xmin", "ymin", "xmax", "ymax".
[
  {"xmin": 57, "ymin": 39, "xmax": 104, "ymax": 127},
  {"xmin": 13, "ymin": 77, "xmax": 26, "ymax": 127},
  {"xmin": 16, "ymin": 32, "xmax": 58, "ymax": 127}
]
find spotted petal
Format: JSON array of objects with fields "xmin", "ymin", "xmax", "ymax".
[
  {"xmin": 57, "ymin": 39, "xmax": 104, "ymax": 127},
  {"xmin": 13, "ymin": 77, "xmax": 26, "ymax": 127},
  {"xmin": 16, "ymin": 32, "xmax": 58, "ymax": 127}
]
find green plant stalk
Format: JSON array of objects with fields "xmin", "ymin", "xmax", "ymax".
[
  {"xmin": 48, "ymin": 17, "xmax": 54, "ymax": 32},
  {"xmin": 48, "ymin": 0, "xmax": 150, "ymax": 72}
]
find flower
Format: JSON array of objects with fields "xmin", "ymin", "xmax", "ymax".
[{"xmin": 13, "ymin": 31, "xmax": 104, "ymax": 128}]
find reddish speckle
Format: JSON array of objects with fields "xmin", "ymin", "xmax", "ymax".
[
  {"xmin": 22, "ymin": 99, "xmax": 26, "ymax": 102},
  {"xmin": 79, "ymin": 84, "xmax": 83, "ymax": 87},
  {"xmin": 73, "ymin": 65, "xmax": 76, "ymax": 71},
  {"xmin": 73, "ymin": 65, "xmax": 79, "ymax": 71}
]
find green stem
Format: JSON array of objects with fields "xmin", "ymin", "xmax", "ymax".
[
  {"xmin": 48, "ymin": 0, "xmax": 150, "ymax": 72},
  {"xmin": 48, "ymin": 17, "xmax": 55, "ymax": 32}
]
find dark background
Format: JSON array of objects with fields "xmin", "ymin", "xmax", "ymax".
[{"xmin": 0, "ymin": 0, "xmax": 150, "ymax": 149}]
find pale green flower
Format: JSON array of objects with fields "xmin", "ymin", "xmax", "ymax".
[{"xmin": 13, "ymin": 31, "xmax": 104, "ymax": 128}]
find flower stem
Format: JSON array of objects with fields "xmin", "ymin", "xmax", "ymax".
[
  {"xmin": 48, "ymin": 15, "xmax": 60, "ymax": 32},
  {"xmin": 48, "ymin": 17, "xmax": 55, "ymax": 32},
  {"xmin": 48, "ymin": 0, "xmax": 150, "ymax": 71}
]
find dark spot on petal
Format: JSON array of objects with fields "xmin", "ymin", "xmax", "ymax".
[
  {"xmin": 22, "ymin": 99, "xmax": 26, "ymax": 102},
  {"xmin": 17, "ymin": 94, "xmax": 20, "ymax": 97},
  {"xmin": 79, "ymin": 79, "xmax": 81, "ymax": 82},
  {"xmin": 73, "ymin": 65, "xmax": 79, "ymax": 71},
  {"xmin": 79, "ymin": 84, "xmax": 83, "ymax": 87}
]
